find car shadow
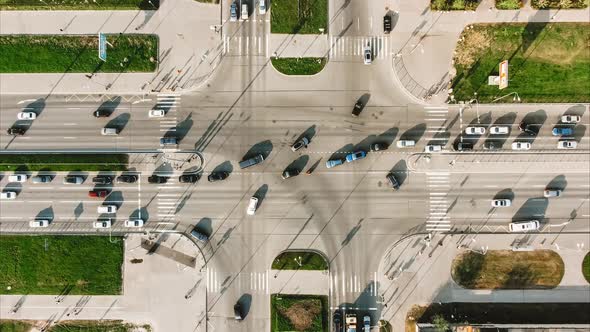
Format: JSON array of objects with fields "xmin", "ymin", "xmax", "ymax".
[
  {"xmin": 243, "ymin": 140, "xmax": 273, "ymax": 160},
  {"xmin": 105, "ymin": 113, "xmax": 131, "ymax": 134},
  {"xmin": 399, "ymin": 123, "xmax": 427, "ymax": 143},
  {"xmin": 512, "ymin": 197, "xmax": 548, "ymax": 223},
  {"xmin": 253, "ymin": 184, "xmax": 269, "ymax": 206}
]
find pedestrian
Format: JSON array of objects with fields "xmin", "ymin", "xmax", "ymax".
[{"xmin": 384, "ymin": 303, "xmax": 388, "ymax": 308}]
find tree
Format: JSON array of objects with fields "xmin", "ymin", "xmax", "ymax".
[{"xmin": 433, "ymin": 314, "xmax": 450, "ymax": 332}]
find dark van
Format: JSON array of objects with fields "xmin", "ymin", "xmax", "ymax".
[{"xmin": 239, "ymin": 154, "xmax": 264, "ymax": 169}]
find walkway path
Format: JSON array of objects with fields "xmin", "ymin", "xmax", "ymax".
[
  {"xmin": 390, "ymin": 0, "xmax": 590, "ymax": 104},
  {"xmin": 0, "ymin": 0, "xmax": 223, "ymax": 95},
  {"xmin": 378, "ymin": 232, "xmax": 590, "ymax": 330}
]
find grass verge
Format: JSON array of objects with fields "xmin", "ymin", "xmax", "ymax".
[
  {"xmin": 272, "ymin": 251, "xmax": 328, "ymax": 270},
  {"xmin": 583, "ymin": 251, "xmax": 590, "ymax": 284},
  {"xmin": 531, "ymin": 0, "xmax": 588, "ymax": 8},
  {"xmin": 0, "ymin": 154, "xmax": 128, "ymax": 172},
  {"xmin": 431, "ymin": 0, "xmax": 480, "ymax": 10},
  {"xmin": 0, "ymin": 320, "xmax": 32, "ymax": 332},
  {"xmin": 410, "ymin": 303, "xmax": 590, "ymax": 325},
  {"xmin": 271, "ymin": 57, "xmax": 326, "ymax": 75},
  {"xmin": 270, "ymin": 0, "xmax": 328, "ymax": 34},
  {"xmin": 452, "ymin": 250, "xmax": 564, "ymax": 289},
  {"xmin": 0, "ymin": 35, "xmax": 158, "ymax": 73},
  {"xmin": 271, "ymin": 294, "xmax": 328, "ymax": 332},
  {"xmin": 50, "ymin": 321, "xmax": 152, "ymax": 332},
  {"xmin": 452, "ymin": 23, "xmax": 590, "ymax": 103},
  {"xmin": 0, "ymin": 236, "xmax": 124, "ymax": 295},
  {"xmin": 0, "ymin": 0, "xmax": 159, "ymax": 10},
  {"xmin": 496, "ymin": 0, "xmax": 523, "ymax": 9}
]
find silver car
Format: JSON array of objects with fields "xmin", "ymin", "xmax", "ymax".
[{"xmin": 491, "ymin": 199, "xmax": 511, "ymax": 207}]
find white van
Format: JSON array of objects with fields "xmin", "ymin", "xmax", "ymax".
[
  {"xmin": 241, "ymin": 3, "xmax": 248, "ymax": 20},
  {"xmin": 509, "ymin": 220, "xmax": 540, "ymax": 232},
  {"xmin": 29, "ymin": 220, "xmax": 49, "ymax": 228},
  {"xmin": 101, "ymin": 127, "xmax": 119, "ymax": 136},
  {"xmin": 97, "ymin": 205, "xmax": 117, "ymax": 214},
  {"xmin": 0, "ymin": 192, "xmax": 16, "ymax": 200}
]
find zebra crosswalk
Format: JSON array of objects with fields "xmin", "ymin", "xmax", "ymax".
[{"xmin": 426, "ymin": 172, "xmax": 452, "ymax": 232}]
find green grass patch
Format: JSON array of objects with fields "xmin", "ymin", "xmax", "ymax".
[
  {"xmin": 452, "ymin": 250, "xmax": 564, "ymax": 289},
  {"xmin": 531, "ymin": 0, "xmax": 588, "ymax": 9},
  {"xmin": 0, "ymin": 0, "xmax": 159, "ymax": 10},
  {"xmin": 583, "ymin": 252, "xmax": 590, "ymax": 284},
  {"xmin": 0, "ymin": 35, "xmax": 158, "ymax": 73},
  {"xmin": 0, "ymin": 154, "xmax": 128, "ymax": 172},
  {"xmin": 271, "ymin": 251, "xmax": 328, "ymax": 270},
  {"xmin": 496, "ymin": 0, "xmax": 523, "ymax": 9},
  {"xmin": 50, "ymin": 321, "xmax": 151, "ymax": 332},
  {"xmin": 0, "ymin": 320, "xmax": 33, "ymax": 332},
  {"xmin": 271, "ymin": 294, "xmax": 328, "ymax": 332},
  {"xmin": 0, "ymin": 236, "xmax": 124, "ymax": 295},
  {"xmin": 270, "ymin": 0, "xmax": 328, "ymax": 34},
  {"xmin": 271, "ymin": 57, "xmax": 326, "ymax": 75},
  {"xmin": 452, "ymin": 23, "xmax": 590, "ymax": 103},
  {"xmin": 431, "ymin": 0, "xmax": 481, "ymax": 10}
]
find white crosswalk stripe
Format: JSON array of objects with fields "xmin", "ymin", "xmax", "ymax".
[
  {"xmin": 426, "ymin": 172, "xmax": 452, "ymax": 232},
  {"xmin": 222, "ymin": 35, "xmax": 269, "ymax": 56},
  {"xmin": 329, "ymin": 35, "xmax": 390, "ymax": 60},
  {"xmin": 206, "ymin": 270, "xmax": 270, "ymax": 294}
]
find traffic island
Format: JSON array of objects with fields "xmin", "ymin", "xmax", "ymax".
[
  {"xmin": 0, "ymin": 0, "xmax": 160, "ymax": 10},
  {"xmin": 0, "ymin": 35, "xmax": 158, "ymax": 73},
  {"xmin": 270, "ymin": 0, "xmax": 327, "ymax": 34},
  {"xmin": 531, "ymin": 0, "xmax": 588, "ymax": 8},
  {"xmin": 271, "ymin": 251, "xmax": 328, "ymax": 270},
  {"xmin": 583, "ymin": 251, "xmax": 590, "ymax": 284},
  {"xmin": 271, "ymin": 57, "xmax": 327, "ymax": 76},
  {"xmin": 0, "ymin": 154, "xmax": 128, "ymax": 172},
  {"xmin": 451, "ymin": 250, "xmax": 564, "ymax": 289},
  {"xmin": 270, "ymin": 294, "xmax": 328, "ymax": 332},
  {"xmin": 450, "ymin": 23, "xmax": 590, "ymax": 103}
]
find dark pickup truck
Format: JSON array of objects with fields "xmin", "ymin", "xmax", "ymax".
[{"xmin": 383, "ymin": 15, "xmax": 392, "ymax": 34}]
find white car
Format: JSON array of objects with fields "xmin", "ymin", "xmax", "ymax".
[
  {"xmin": 397, "ymin": 140, "xmax": 415, "ymax": 148},
  {"xmin": 489, "ymin": 126, "xmax": 509, "ymax": 135},
  {"xmin": 124, "ymin": 219, "xmax": 144, "ymax": 228},
  {"xmin": 491, "ymin": 199, "xmax": 511, "ymax": 207},
  {"xmin": 465, "ymin": 126, "xmax": 486, "ymax": 135},
  {"xmin": 247, "ymin": 196, "xmax": 258, "ymax": 215},
  {"xmin": 29, "ymin": 219, "xmax": 49, "ymax": 228},
  {"xmin": 17, "ymin": 112, "xmax": 37, "ymax": 120},
  {"xmin": 363, "ymin": 45, "xmax": 372, "ymax": 65},
  {"xmin": 149, "ymin": 109, "xmax": 165, "ymax": 118},
  {"xmin": 241, "ymin": 3, "xmax": 248, "ymax": 20},
  {"xmin": 511, "ymin": 142, "xmax": 531, "ymax": 150},
  {"xmin": 557, "ymin": 140, "xmax": 577, "ymax": 149},
  {"xmin": 509, "ymin": 220, "xmax": 539, "ymax": 232},
  {"xmin": 561, "ymin": 115, "xmax": 581, "ymax": 124},
  {"xmin": 93, "ymin": 219, "xmax": 112, "ymax": 229},
  {"xmin": 424, "ymin": 144, "xmax": 442, "ymax": 152},
  {"xmin": 0, "ymin": 192, "xmax": 16, "ymax": 200},
  {"xmin": 543, "ymin": 189, "xmax": 562, "ymax": 198},
  {"xmin": 259, "ymin": 0, "xmax": 266, "ymax": 14},
  {"xmin": 97, "ymin": 205, "xmax": 117, "ymax": 214},
  {"xmin": 8, "ymin": 174, "xmax": 27, "ymax": 182}
]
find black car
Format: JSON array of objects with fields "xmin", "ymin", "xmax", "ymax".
[
  {"xmin": 386, "ymin": 173, "xmax": 400, "ymax": 190},
  {"xmin": 116, "ymin": 174, "xmax": 138, "ymax": 183},
  {"xmin": 483, "ymin": 140, "xmax": 501, "ymax": 150},
  {"xmin": 92, "ymin": 176, "xmax": 112, "ymax": 184},
  {"xmin": 93, "ymin": 109, "xmax": 111, "ymax": 118},
  {"xmin": 148, "ymin": 175, "xmax": 167, "ymax": 184},
  {"xmin": 453, "ymin": 141, "xmax": 474, "ymax": 151},
  {"xmin": 383, "ymin": 14, "xmax": 392, "ymax": 34},
  {"xmin": 281, "ymin": 168, "xmax": 301, "ymax": 180},
  {"xmin": 179, "ymin": 173, "xmax": 200, "ymax": 183},
  {"xmin": 352, "ymin": 100, "xmax": 364, "ymax": 117},
  {"xmin": 518, "ymin": 121, "xmax": 539, "ymax": 136},
  {"xmin": 208, "ymin": 171, "xmax": 229, "ymax": 182},
  {"xmin": 333, "ymin": 310, "xmax": 342, "ymax": 332},
  {"xmin": 234, "ymin": 302, "xmax": 243, "ymax": 321},
  {"xmin": 7, "ymin": 127, "xmax": 25, "ymax": 136},
  {"xmin": 370, "ymin": 142, "xmax": 389, "ymax": 151},
  {"xmin": 291, "ymin": 137, "xmax": 310, "ymax": 152}
]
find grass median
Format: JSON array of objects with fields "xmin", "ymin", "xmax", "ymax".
[
  {"xmin": 451, "ymin": 23, "xmax": 590, "ymax": 103},
  {"xmin": 431, "ymin": 0, "xmax": 480, "ymax": 10},
  {"xmin": 50, "ymin": 321, "xmax": 152, "ymax": 332},
  {"xmin": 0, "ymin": 154, "xmax": 128, "ymax": 172},
  {"xmin": 0, "ymin": 35, "xmax": 158, "ymax": 73},
  {"xmin": 0, "ymin": 236, "xmax": 124, "ymax": 295},
  {"xmin": 496, "ymin": 0, "xmax": 523, "ymax": 9},
  {"xmin": 271, "ymin": 0, "xmax": 327, "ymax": 34},
  {"xmin": 0, "ymin": 0, "xmax": 159, "ymax": 10},
  {"xmin": 271, "ymin": 251, "xmax": 328, "ymax": 270},
  {"xmin": 0, "ymin": 320, "xmax": 32, "ymax": 332},
  {"xmin": 271, "ymin": 294, "xmax": 328, "ymax": 332},
  {"xmin": 583, "ymin": 252, "xmax": 590, "ymax": 284},
  {"xmin": 452, "ymin": 250, "xmax": 564, "ymax": 289},
  {"xmin": 531, "ymin": 0, "xmax": 588, "ymax": 8},
  {"xmin": 271, "ymin": 57, "xmax": 326, "ymax": 75}
]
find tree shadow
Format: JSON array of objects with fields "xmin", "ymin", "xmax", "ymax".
[
  {"xmin": 35, "ymin": 206, "xmax": 54, "ymax": 222},
  {"xmin": 175, "ymin": 113, "xmax": 194, "ymax": 142},
  {"xmin": 284, "ymin": 155, "xmax": 310, "ymax": 173},
  {"xmin": 104, "ymin": 191, "xmax": 124, "ymax": 208},
  {"xmin": 329, "ymin": 143, "xmax": 354, "ymax": 162},
  {"xmin": 153, "ymin": 162, "xmax": 174, "ymax": 175},
  {"xmin": 573, "ymin": 125, "xmax": 586, "ymax": 143},
  {"xmin": 512, "ymin": 197, "xmax": 548, "ymax": 223},
  {"xmin": 254, "ymin": 184, "xmax": 269, "ymax": 206},
  {"xmin": 130, "ymin": 207, "xmax": 149, "ymax": 222},
  {"xmin": 195, "ymin": 217, "xmax": 213, "ymax": 237},
  {"xmin": 546, "ymin": 174, "xmax": 567, "ymax": 192},
  {"xmin": 377, "ymin": 127, "xmax": 399, "ymax": 146},
  {"xmin": 341, "ymin": 219, "xmax": 362, "ymax": 247},
  {"xmin": 494, "ymin": 188, "xmax": 515, "ymax": 201},
  {"xmin": 296, "ymin": 125, "xmax": 317, "ymax": 143},
  {"xmin": 389, "ymin": 159, "xmax": 408, "ymax": 186},
  {"xmin": 518, "ymin": 109, "xmax": 547, "ymax": 142},
  {"xmin": 24, "ymin": 98, "xmax": 46, "ymax": 118},
  {"xmin": 453, "ymin": 252, "xmax": 485, "ymax": 288},
  {"xmin": 503, "ymin": 263, "xmax": 537, "ymax": 289},
  {"xmin": 399, "ymin": 123, "xmax": 427, "ymax": 143},
  {"xmin": 238, "ymin": 293, "xmax": 253, "ymax": 319},
  {"xmin": 105, "ymin": 113, "xmax": 131, "ymax": 134},
  {"xmin": 96, "ymin": 96, "xmax": 121, "ymax": 116},
  {"xmin": 243, "ymin": 140, "xmax": 273, "ymax": 160},
  {"xmin": 212, "ymin": 161, "xmax": 234, "ymax": 174}
]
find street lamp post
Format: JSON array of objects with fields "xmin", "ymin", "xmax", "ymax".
[
  {"xmin": 491, "ymin": 91, "xmax": 521, "ymax": 103},
  {"xmin": 294, "ymin": 256, "xmax": 303, "ymax": 267}
]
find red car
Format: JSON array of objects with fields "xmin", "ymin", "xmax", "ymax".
[{"xmin": 88, "ymin": 190, "xmax": 109, "ymax": 198}]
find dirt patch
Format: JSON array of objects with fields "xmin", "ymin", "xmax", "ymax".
[
  {"xmin": 454, "ymin": 26, "xmax": 491, "ymax": 67},
  {"xmin": 280, "ymin": 299, "xmax": 322, "ymax": 331}
]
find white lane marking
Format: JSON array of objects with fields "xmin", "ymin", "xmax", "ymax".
[
  {"xmin": 63, "ymin": 137, "xmax": 77, "ymax": 139},
  {"xmin": 17, "ymin": 99, "xmax": 37, "ymax": 105},
  {"xmin": 64, "ymin": 123, "xmax": 77, "ymax": 125},
  {"xmin": 67, "ymin": 108, "xmax": 81, "ymax": 110}
]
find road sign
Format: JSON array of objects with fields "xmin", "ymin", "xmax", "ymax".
[
  {"xmin": 98, "ymin": 33, "xmax": 107, "ymax": 61},
  {"xmin": 499, "ymin": 60, "xmax": 508, "ymax": 89}
]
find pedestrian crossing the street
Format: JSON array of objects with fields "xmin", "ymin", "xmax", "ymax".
[
  {"xmin": 329, "ymin": 35, "xmax": 390, "ymax": 60},
  {"xmin": 426, "ymin": 172, "xmax": 452, "ymax": 232}
]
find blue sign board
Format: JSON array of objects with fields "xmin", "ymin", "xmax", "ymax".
[{"xmin": 98, "ymin": 33, "xmax": 107, "ymax": 61}]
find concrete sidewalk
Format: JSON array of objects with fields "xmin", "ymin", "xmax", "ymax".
[
  {"xmin": 0, "ymin": 0, "xmax": 223, "ymax": 95},
  {"xmin": 378, "ymin": 232, "xmax": 590, "ymax": 330},
  {"xmin": 390, "ymin": 0, "xmax": 590, "ymax": 104}
]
